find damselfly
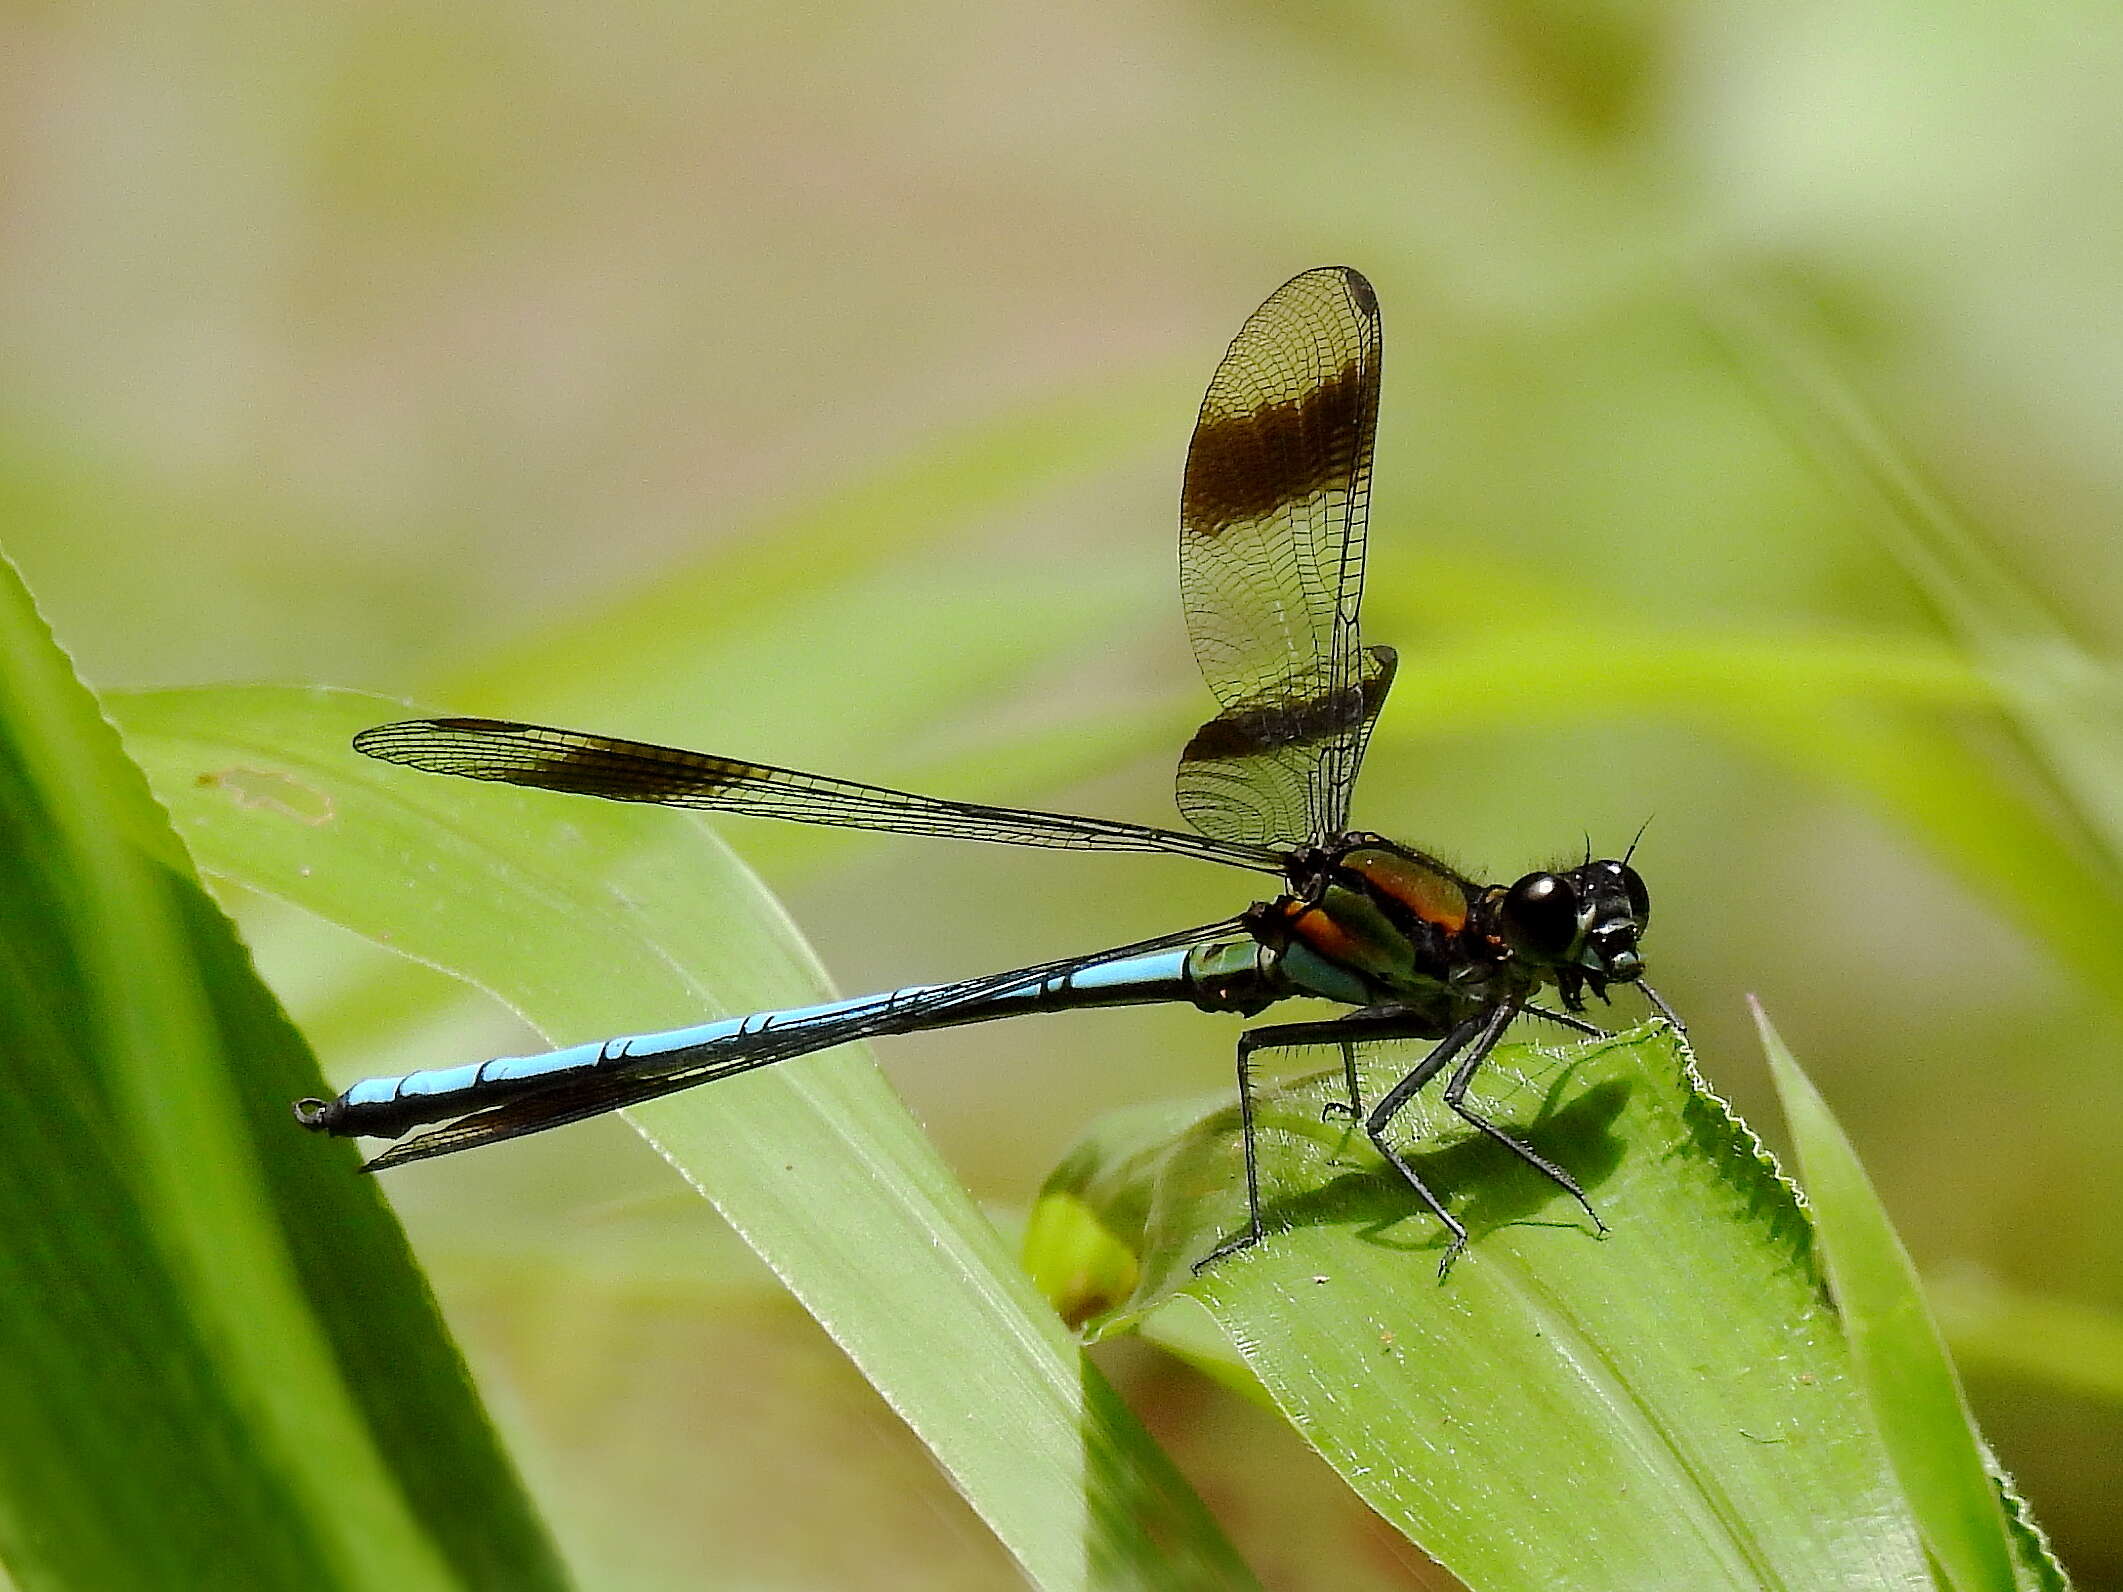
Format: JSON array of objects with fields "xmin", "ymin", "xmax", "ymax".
[{"xmin": 298, "ymin": 267, "xmax": 1672, "ymax": 1273}]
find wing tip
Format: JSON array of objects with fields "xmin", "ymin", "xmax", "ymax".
[
  {"xmin": 1274, "ymin": 265, "xmax": 1376, "ymax": 316},
  {"xmin": 349, "ymin": 735, "xmax": 394, "ymax": 766},
  {"xmin": 351, "ymin": 715, "xmax": 512, "ymax": 759},
  {"xmin": 1332, "ymin": 266, "xmax": 1377, "ymax": 315}
]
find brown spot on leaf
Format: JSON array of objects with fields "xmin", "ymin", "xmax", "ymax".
[{"xmin": 197, "ymin": 767, "xmax": 336, "ymax": 825}]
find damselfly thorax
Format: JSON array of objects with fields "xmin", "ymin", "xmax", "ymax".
[{"xmin": 1247, "ymin": 836, "xmax": 1651, "ymax": 1018}]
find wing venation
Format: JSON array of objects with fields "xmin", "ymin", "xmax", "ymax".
[
  {"xmin": 1175, "ymin": 266, "xmax": 1387, "ymax": 849},
  {"xmin": 1175, "ymin": 645, "xmax": 1396, "ymax": 848},
  {"xmin": 354, "ymin": 718, "xmax": 1282, "ymax": 871}
]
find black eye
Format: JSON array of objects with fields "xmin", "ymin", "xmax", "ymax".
[
  {"xmin": 1502, "ymin": 872, "xmax": 1580, "ymax": 959},
  {"xmin": 1617, "ymin": 863, "xmax": 1650, "ymax": 926}
]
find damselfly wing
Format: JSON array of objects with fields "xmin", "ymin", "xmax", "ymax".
[{"xmin": 301, "ymin": 267, "xmax": 1669, "ymax": 1274}]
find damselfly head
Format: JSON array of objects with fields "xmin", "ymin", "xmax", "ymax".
[{"xmin": 1497, "ymin": 859, "xmax": 1650, "ymax": 983}]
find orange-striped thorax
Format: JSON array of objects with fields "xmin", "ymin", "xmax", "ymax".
[
  {"xmin": 1245, "ymin": 836, "xmax": 1652, "ymax": 1016},
  {"xmin": 1247, "ymin": 835, "xmax": 1491, "ymax": 1011}
]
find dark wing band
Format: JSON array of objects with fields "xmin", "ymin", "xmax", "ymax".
[
  {"xmin": 354, "ymin": 717, "xmax": 1283, "ymax": 871},
  {"xmin": 1175, "ymin": 644, "xmax": 1396, "ymax": 851},
  {"xmin": 1176, "ymin": 266, "xmax": 1387, "ymax": 851}
]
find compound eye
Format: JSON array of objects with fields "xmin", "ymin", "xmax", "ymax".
[
  {"xmin": 1618, "ymin": 863, "xmax": 1650, "ymax": 926},
  {"xmin": 1502, "ymin": 872, "xmax": 1581, "ymax": 960}
]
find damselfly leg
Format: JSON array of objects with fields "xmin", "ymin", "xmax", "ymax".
[
  {"xmin": 1197, "ymin": 996, "xmax": 1610, "ymax": 1278},
  {"xmin": 1195, "ymin": 1004, "xmax": 1485, "ymax": 1274},
  {"xmin": 1438, "ymin": 1012, "xmax": 1605, "ymax": 1250}
]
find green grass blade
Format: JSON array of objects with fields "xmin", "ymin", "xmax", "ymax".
[
  {"xmin": 1929, "ymin": 1269, "xmax": 2123, "ymax": 1409},
  {"xmin": 1362, "ymin": 626, "xmax": 2123, "ymax": 1000},
  {"xmin": 112, "ymin": 683, "xmax": 1257, "ymax": 1592},
  {"xmin": 279, "ymin": 376, "xmax": 1186, "ymax": 1073},
  {"xmin": 447, "ymin": 371, "xmax": 1181, "ymax": 734},
  {"xmin": 0, "ymin": 558, "xmax": 566, "ymax": 1590},
  {"xmin": 1754, "ymin": 1002, "xmax": 2064, "ymax": 1592},
  {"xmin": 1705, "ymin": 289, "xmax": 2123, "ymax": 883},
  {"xmin": 1034, "ymin": 1023, "xmax": 1950, "ymax": 1591}
]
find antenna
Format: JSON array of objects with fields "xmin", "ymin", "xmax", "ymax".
[{"xmin": 1622, "ymin": 815, "xmax": 1654, "ymax": 867}]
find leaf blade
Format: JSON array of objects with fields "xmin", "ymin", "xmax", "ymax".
[
  {"xmin": 115, "ymin": 682, "xmax": 1258, "ymax": 1592},
  {"xmin": 0, "ymin": 558, "xmax": 566, "ymax": 1590},
  {"xmin": 1038, "ymin": 1024, "xmax": 1944, "ymax": 1591},
  {"xmin": 1755, "ymin": 1002, "xmax": 2039, "ymax": 1592}
]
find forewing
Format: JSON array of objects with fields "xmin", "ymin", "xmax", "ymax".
[
  {"xmin": 354, "ymin": 718, "xmax": 1281, "ymax": 871},
  {"xmin": 1176, "ymin": 266, "xmax": 1385, "ymax": 850}
]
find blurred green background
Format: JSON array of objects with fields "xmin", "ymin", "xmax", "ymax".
[{"xmin": 6, "ymin": 2, "xmax": 2121, "ymax": 1586}]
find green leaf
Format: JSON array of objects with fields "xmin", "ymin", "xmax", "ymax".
[
  {"xmin": 1035, "ymin": 1022, "xmax": 1950, "ymax": 1590},
  {"xmin": 1755, "ymin": 1003, "xmax": 2067, "ymax": 1592},
  {"xmin": 0, "ymin": 558, "xmax": 565, "ymax": 1589},
  {"xmin": 111, "ymin": 683, "xmax": 1257, "ymax": 1592}
]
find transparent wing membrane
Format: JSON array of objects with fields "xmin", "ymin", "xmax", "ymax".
[
  {"xmin": 1176, "ymin": 644, "xmax": 1396, "ymax": 851},
  {"xmin": 1176, "ymin": 266, "xmax": 1389, "ymax": 850},
  {"xmin": 355, "ymin": 718, "xmax": 1283, "ymax": 872}
]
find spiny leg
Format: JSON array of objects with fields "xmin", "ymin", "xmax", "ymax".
[
  {"xmin": 1364, "ymin": 1012, "xmax": 1498, "ymax": 1277},
  {"xmin": 1523, "ymin": 1004, "xmax": 1606, "ymax": 1040},
  {"xmin": 1440, "ymin": 1004, "xmax": 1605, "ymax": 1236},
  {"xmin": 1319, "ymin": 1002, "xmax": 1441, "ymax": 1162},
  {"xmin": 1640, "ymin": 982, "xmax": 1688, "ymax": 1041},
  {"xmin": 1321, "ymin": 1004, "xmax": 1415, "ymax": 1123},
  {"xmin": 1322, "ymin": 1037, "xmax": 1365, "ymax": 1123},
  {"xmin": 1193, "ymin": 1007, "xmax": 1459, "ymax": 1274},
  {"xmin": 1312, "ymin": 1037, "xmax": 1371, "ymax": 1166},
  {"xmin": 1194, "ymin": 1027, "xmax": 1271, "ymax": 1272}
]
